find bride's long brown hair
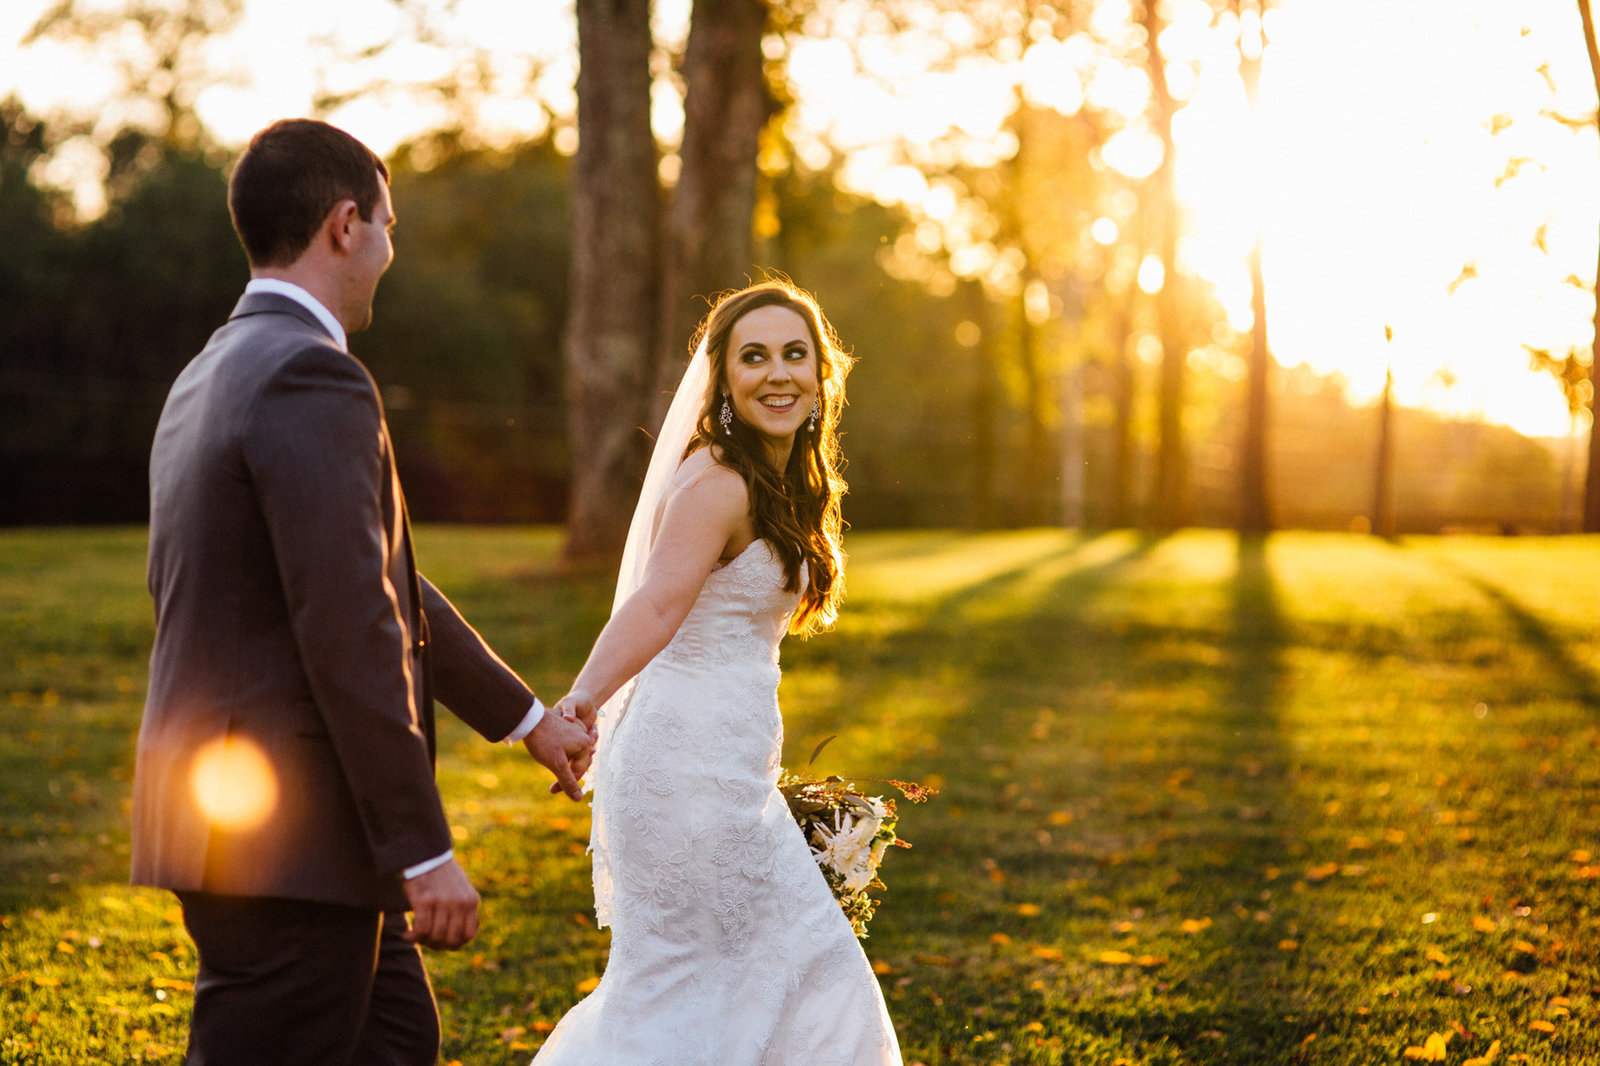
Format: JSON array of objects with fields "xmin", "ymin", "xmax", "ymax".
[{"xmin": 684, "ymin": 280, "xmax": 852, "ymax": 636}]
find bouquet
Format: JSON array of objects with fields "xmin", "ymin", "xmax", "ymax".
[{"xmin": 779, "ymin": 736, "xmax": 937, "ymax": 938}]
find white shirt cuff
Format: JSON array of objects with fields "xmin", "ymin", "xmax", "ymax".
[
  {"xmin": 403, "ymin": 850, "xmax": 454, "ymax": 880},
  {"xmin": 502, "ymin": 697, "xmax": 546, "ymax": 745}
]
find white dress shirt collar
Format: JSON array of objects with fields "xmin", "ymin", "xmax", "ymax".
[{"xmin": 244, "ymin": 278, "xmax": 347, "ymax": 351}]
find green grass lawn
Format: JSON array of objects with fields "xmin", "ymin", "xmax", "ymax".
[{"xmin": 3, "ymin": 527, "xmax": 1599, "ymax": 1064}]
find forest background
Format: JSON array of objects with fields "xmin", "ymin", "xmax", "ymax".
[{"xmin": 0, "ymin": 0, "xmax": 1595, "ymax": 542}]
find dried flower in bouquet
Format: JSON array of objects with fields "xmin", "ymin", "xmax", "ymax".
[{"xmin": 779, "ymin": 735, "xmax": 937, "ymax": 938}]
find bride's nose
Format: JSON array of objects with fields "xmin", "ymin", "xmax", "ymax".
[{"xmin": 767, "ymin": 358, "xmax": 792, "ymax": 382}]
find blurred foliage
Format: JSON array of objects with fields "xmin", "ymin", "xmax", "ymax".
[
  {"xmin": 364, "ymin": 132, "xmax": 575, "ymax": 522},
  {"xmin": 0, "ymin": 90, "xmax": 1579, "ymax": 531},
  {"xmin": 0, "ymin": 101, "xmax": 244, "ymax": 524}
]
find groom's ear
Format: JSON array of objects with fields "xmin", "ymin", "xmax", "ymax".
[{"xmin": 325, "ymin": 199, "xmax": 360, "ymax": 256}]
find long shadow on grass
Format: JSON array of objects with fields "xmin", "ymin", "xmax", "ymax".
[
  {"xmin": 1053, "ymin": 534, "xmax": 1303, "ymax": 1062},
  {"xmin": 820, "ymin": 531, "xmax": 1292, "ymax": 1058},
  {"xmin": 1439, "ymin": 564, "xmax": 1600, "ymax": 712},
  {"xmin": 866, "ymin": 531, "xmax": 1318, "ymax": 1063}
]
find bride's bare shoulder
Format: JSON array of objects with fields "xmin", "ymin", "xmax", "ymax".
[{"xmin": 671, "ymin": 446, "xmax": 746, "ymax": 497}]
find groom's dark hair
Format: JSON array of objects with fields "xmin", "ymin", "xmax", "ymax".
[{"xmin": 228, "ymin": 119, "xmax": 390, "ymax": 268}]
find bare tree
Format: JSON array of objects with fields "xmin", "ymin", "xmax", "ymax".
[
  {"xmin": 1577, "ymin": 0, "xmax": 1600, "ymax": 531},
  {"xmin": 565, "ymin": 0, "xmax": 661, "ymax": 562},
  {"xmin": 566, "ymin": 0, "xmax": 774, "ymax": 561},
  {"xmin": 1372, "ymin": 326, "xmax": 1397, "ymax": 538},
  {"xmin": 655, "ymin": 0, "xmax": 774, "ymax": 420},
  {"xmin": 1235, "ymin": 0, "xmax": 1272, "ymax": 535},
  {"xmin": 1141, "ymin": 0, "xmax": 1187, "ymax": 529}
]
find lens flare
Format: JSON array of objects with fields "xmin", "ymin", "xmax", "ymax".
[{"xmin": 190, "ymin": 736, "xmax": 278, "ymax": 831}]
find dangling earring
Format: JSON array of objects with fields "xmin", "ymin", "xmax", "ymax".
[
  {"xmin": 808, "ymin": 400, "xmax": 820, "ymax": 432},
  {"xmin": 719, "ymin": 396, "xmax": 733, "ymax": 434}
]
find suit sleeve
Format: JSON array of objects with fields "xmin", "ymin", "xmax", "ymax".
[
  {"xmin": 243, "ymin": 344, "xmax": 450, "ymax": 879},
  {"xmin": 418, "ymin": 575, "xmax": 535, "ymax": 742}
]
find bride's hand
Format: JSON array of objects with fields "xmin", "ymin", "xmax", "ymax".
[{"xmin": 554, "ymin": 690, "xmax": 599, "ymax": 729}]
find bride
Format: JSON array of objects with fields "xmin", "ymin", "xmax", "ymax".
[{"xmin": 531, "ymin": 280, "xmax": 902, "ymax": 1064}]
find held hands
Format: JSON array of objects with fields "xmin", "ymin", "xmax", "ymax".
[
  {"xmin": 552, "ymin": 690, "xmax": 598, "ymax": 729},
  {"xmin": 523, "ymin": 699, "xmax": 597, "ymax": 801},
  {"xmin": 402, "ymin": 857, "xmax": 480, "ymax": 951}
]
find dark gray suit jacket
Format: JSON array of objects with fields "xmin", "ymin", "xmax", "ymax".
[{"xmin": 132, "ymin": 292, "xmax": 533, "ymax": 911}]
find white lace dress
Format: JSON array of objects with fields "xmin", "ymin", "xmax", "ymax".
[{"xmin": 531, "ymin": 540, "xmax": 902, "ymax": 1066}]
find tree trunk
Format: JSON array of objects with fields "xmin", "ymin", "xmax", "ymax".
[
  {"xmin": 1373, "ymin": 356, "xmax": 1396, "ymax": 539},
  {"xmin": 1109, "ymin": 191, "xmax": 1147, "ymax": 528},
  {"xmin": 655, "ymin": 0, "xmax": 771, "ymax": 420},
  {"xmin": 564, "ymin": 0, "xmax": 660, "ymax": 563},
  {"xmin": 1143, "ymin": 0, "xmax": 1186, "ymax": 529},
  {"xmin": 1016, "ymin": 281, "xmax": 1052, "ymax": 524},
  {"xmin": 1109, "ymin": 296, "xmax": 1136, "ymax": 527},
  {"xmin": 1237, "ymin": 5, "xmax": 1272, "ymax": 534},
  {"xmin": 1578, "ymin": 0, "xmax": 1600, "ymax": 531},
  {"xmin": 1059, "ymin": 350, "xmax": 1084, "ymax": 529},
  {"xmin": 964, "ymin": 279, "xmax": 999, "ymax": 528}
]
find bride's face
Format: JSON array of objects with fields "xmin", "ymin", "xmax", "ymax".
[{"xmin": 723, "ymin": 304, "xmax": 819, "ymax": 461}]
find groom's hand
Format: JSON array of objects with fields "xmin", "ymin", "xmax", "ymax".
[
  {"xmin": 403, "ymin": 858, "xmax": 480, "ymax": 951},
  {"xmin": 523, "ymin": 710, "xmax": 595, "ymax": 801}
]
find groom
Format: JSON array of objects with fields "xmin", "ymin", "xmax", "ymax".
[{"xmin": 131, "ymin": 118, "xmax": 593, "ymax": 1065}]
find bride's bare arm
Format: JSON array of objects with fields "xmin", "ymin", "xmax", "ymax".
[{"xmin": 557, "ymin": 462, "xmax": 750, "ymax": 721}]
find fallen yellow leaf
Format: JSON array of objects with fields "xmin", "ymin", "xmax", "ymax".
[
  {"xmin": 1403, "ymin": 1031, "xmax": 1451, "ymax": 1061},
  {"xmin": 575, "ymin": 976, "xmax": 600, "ymax": 994},
  {"xmin": 1180, "ymin": 917, "xmax": 1212, "ymax": 934},
  {"xmin": 1015, "ymin": 903, "xmax": 1041, "ymax": 917},
  {"xmin": 1097, "ymin": 950, "xmax": 1134, "ymax": 965},
  {"xmin": 1471, "ymin": 915, "xmax": 1497, "ymax": 932},
  {"xmin": 1462, "ymin": 1037, "xmax": 1502, "ymax": 1066},
  {"xmin": 1279, "ymin": 939, "xmax": 1301, "ymax": 952},
  {"xmin": 1529, "ymin": 1019, "xmax": 1556, "ymax": 1034}
]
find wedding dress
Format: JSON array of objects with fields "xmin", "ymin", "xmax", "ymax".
[{"xmin": 530, "ymin": 538, "xmax": 902, "ymax": 1065}]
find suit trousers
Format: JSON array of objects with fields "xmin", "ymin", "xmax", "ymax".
[{"xmin": 177, "ymin": 893, "xmax": 440, "ymax": 1066}]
